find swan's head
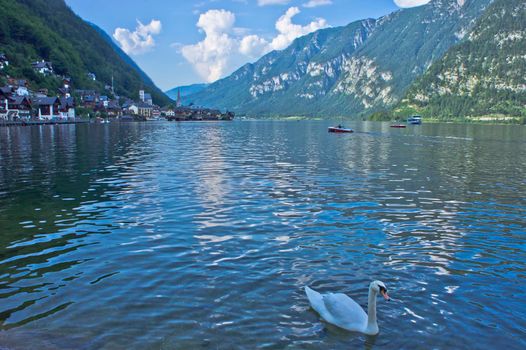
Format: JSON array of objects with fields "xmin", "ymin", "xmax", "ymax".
[{"xmin": 371, "ymin": 280, "xmax": 390, "ymax": 301}]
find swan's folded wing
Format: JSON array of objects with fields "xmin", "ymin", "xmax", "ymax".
[
  {"xmin": 305, "ymin": 287, "xmax": 329, "ymax": 317},
  {"xmin": 322, "ymin": 293, "xmax": 368, "ymax": 326}
]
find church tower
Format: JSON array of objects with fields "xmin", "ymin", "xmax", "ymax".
[{"xmin": 176, "ymin": 89, "xmax": 182, "ymax": 107}]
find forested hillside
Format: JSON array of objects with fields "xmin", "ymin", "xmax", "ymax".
[
  {"xmin": 397, "ymin": 0, "xmax": 525, "ymax": 121},
  {"xmin": 0, "ymin": 0, "xmax": 170, "ymax": 105}
]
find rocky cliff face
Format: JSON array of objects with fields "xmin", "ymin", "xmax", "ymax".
[
  {"xmin": 399, "ymin": 0, "xmax": 525, "ymax": 119},
  {"xmin": 188, "ymin": 19, "xmax": 377, "ymax": 116},
  {"xmin": 188, "ymin": 0, "xmax": 493, "ymax": 117}
]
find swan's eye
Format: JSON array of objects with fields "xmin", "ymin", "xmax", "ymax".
[{"xmin": 379, "ymin": 286, "xmax": 387, "ymax": 293}]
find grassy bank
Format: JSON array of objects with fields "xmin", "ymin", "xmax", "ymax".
[{"xmin": 368, "ymin": 110, "xmax": 526, "ymax": 125}]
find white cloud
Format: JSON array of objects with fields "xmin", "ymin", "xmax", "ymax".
[
  {"xmin": 113, "ymin": 20, "xmax": 162, "ymax": 55},
  {"xmin": 239, "ymin": 35, "xmax": 269, "ymax": 58},
  {"xmin": 181, "ymin": 7, "xmax": 328, "ymax": 82},
  {"xmin": 269, "ymin": 7, "xmax": 328, "ymax": 51},
  {"xmin": 258, "ymin": 0, "xmax": 291, "ymax": 6},
  {"xmin": 181, "ymin": 10, "xmax": 238, "ymax": 83},
  {"xmin": 303, "ymin": 0, "xmax": 333, "ymax": 8},
  {"xmin": 394, "ymin": 0, "xmax": 431, "ymax": 8}
]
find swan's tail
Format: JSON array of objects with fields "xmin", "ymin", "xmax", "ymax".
[{"xmin": 305, "ymin": 286, "xmax": 325, "ymax": 316}]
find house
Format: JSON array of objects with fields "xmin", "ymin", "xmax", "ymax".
[
  {"xmin": 122, "ymin": 100, "xmax": 139, "ymax": 115},
  {"xmin": 32, "ymin": 60, "xmax": 54, "ymax": 75},
  {"xmin": 0, "ymin": 53, "xmax": 8, "ymax": 69},
  {"xmin": 81, "ymin": 94, "xmax": 98, "ymax": 109},
  {"xmin": 6, "ymin": 96, "xmax": 32, "ymax": 121},
  {"xmin": 8, "ymin": 79, "xmax": 29, "ymax": 96},
  {"xmin": 151, "ymin": 106, "xmax": 161, "ymax": 120},
  {"xmin": 138, "ymin": 102, "xmax": 153, "ymax": 118},
  {"xmin": 161, "ymin": 107, "xmax": 175, "ymax": 118},
  {"xmin": 99, "ymin": 95, "xmax": 109, "ymax": 108},
  {"xmin": 59, "ymin": 97, "xmax": 76, "ymax": 119},
  {"xmin": 106, "ymin": 100, "xmax": 122, "ymax": 117},
  {"xmin": 34, "ymin": 97, "xmax": 60, "ymax": 120}
]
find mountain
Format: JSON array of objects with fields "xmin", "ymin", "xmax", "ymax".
[
  {"xmin": 396, "ymin": 0, "xmax": 525, "ymax": 121},
  {"xmin": 0, "ymin": 0, "xmax": 170, "ymax": 105},
  {"xmin": 165, "ymin": 83, "xmax": 208, "ymax": 101},
  {"xmin": 89, "ymin": 23, "xmax": 160, "ymax": 94},
  {"xmin": 187, "ymin": 0, "xmax": 493, "ymax": 117}
]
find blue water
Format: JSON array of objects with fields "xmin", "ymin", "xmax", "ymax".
[{"xmin": 0, "ymin": 121, "xmax": 525, "ymax": 349}]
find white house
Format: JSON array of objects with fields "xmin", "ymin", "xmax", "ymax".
[
  {"xmin": 59, "ymin": 97, "xmax": 76, "ymax": 119},
  {"xmin": 32, "ymin": 60, "xmax": 54, "ymax": 75},
  {"xmin": 16, "ymin": 86, "xmax": 29, "ymax": 96},
  {"xmin": 127, "ymin": 103, "xmax": 139, "ymax": 115},
  {"xmin": 162, "ymin": 108, "xmax": 175, "ymax": 117},
  {"xmin": 0, "ymin": 53, "xmax": 8, "ymax": 69}
]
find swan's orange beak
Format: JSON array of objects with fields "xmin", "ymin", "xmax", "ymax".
[{"xmin": 381, "ymin": 290, "xmax": 391, "ymax": 301}]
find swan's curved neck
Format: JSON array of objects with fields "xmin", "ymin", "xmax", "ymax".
[{"xmin": 367, "ymin": 286, "xmax": 378, "ymax": 327}]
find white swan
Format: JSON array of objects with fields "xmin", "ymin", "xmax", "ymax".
[{"xmin": 305, "ymin": 281, "xmax": 390, "ymax": 335}]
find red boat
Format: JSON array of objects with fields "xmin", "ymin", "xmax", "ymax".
[
  {"xmin": 390, "ymin": 124, "xmax": 407, "ymax": 128},
  {"xmin": 328, "ymin": 126, "xmax": 354, "ymax": 133}
]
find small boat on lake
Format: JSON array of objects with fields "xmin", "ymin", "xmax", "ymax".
[
  {"xmin": 328, "ymin": 125, "xmax": 354, "ymax": 133},
  {"xmin": 390, "ymin": 124, "xmax": 407, "ymax": 128},
  {"xmin": 408, "ymin": 116, "xmax": 422, "ymax": 125}
]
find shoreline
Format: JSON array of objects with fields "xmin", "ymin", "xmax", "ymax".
[
  {"xmin": 0, "ymin": 120, "xmax": 90, "ymax": 127},
  {"xmin": 239, "ymin": 116, "xmax": 526, "ymax": 126}
]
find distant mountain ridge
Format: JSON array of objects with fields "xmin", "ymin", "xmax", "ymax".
[
  {"xmin": 187, "ymin": 0, "xmax": 494, "ymax": 117},
  {"xmin": 0, "ymin": 0, "xmax": 170, "ymax": 105},
  {"xmin": 165, "ymin": 83, "xmax": 208, "ymax": 101},
  {"xmin": 397, "ymin": 0, "xmax": 525, "ymax": 120}
]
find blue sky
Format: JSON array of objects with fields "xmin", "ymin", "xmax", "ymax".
[{"xmin": 65, "ymin": 0, "xmax": 430, "ymax": 90}]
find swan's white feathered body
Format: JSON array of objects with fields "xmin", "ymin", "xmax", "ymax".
[{"xmin": 305, "ymin": 281, "xmax": 389, "ymax": 335}]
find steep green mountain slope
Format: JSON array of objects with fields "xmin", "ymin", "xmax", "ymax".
[
  {"xmin": 166, "ymin": 83, "xmax": 208, "ymax": 101},
  {"xmin": 188, "ymin": 0, "xmax": 492, "ymax": 117},
  {"xmin": 0, "ymin": 0, "xmax": 170, "ymax": 105},
  {"xmin": 397, "ymin": 0, "xmax": 525, "ymax": 120}
]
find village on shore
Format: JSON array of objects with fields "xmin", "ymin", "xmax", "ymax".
[{"xmin": 0, "ymin": 54, "xmax": 234, "ymax": 125}]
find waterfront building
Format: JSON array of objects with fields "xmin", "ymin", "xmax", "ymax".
[
  {"xmin": 6, "ymin": 96, "xmax": 32, "ymax": 121},
  {"xmin": 34, "ymin": 97, "xmax": 61, "ymax": 120},
  {"xmin": 138, "ymin": 102, "xmax": 153, "ymax": 118},
  {"xmin": 59, "ymin": 97, "xmax": 76, "ymax": 119}
]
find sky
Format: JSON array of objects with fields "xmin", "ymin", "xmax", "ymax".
[{"xmin": 65, "ymin": 0, "xmax": 431, "ymax": 91}]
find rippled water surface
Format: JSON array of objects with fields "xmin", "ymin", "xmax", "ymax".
[{"xmin": 0, "ymin": 121, "xmax": 525, "ymax": 349}]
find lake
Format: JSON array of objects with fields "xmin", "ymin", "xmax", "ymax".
[{"xmin": 0, "ymin": 121, "xmax": 525, "ymax": 349}]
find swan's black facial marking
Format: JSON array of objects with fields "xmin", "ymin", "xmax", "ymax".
[{"xmin": 379, "ymin": 286, "xmax": 387, "ymax": 294}]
